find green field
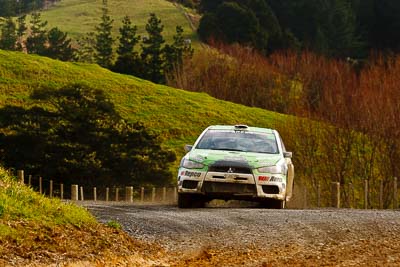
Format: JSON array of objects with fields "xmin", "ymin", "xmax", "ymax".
[
  {"xmin": 0, "ymin": 50, "xmax": 287, "ymax": 163},
  {"xmin": 37, "ymin": 0, "xmax": 198, "ymax": 45}
]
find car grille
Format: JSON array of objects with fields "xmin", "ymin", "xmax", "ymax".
[
  {"xmin": 202, "ymin": 181, "xmax": 256, "ymax": 194},
  {"xmin": 208, "ymin": 165, "xmax": 252, "ymax": 174}
]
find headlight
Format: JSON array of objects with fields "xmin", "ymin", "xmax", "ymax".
[
  {"xmin": 258, "ymin": 165, "xmax": 283, "ymax": 174},
  {"xmin": 182, "ymin": 158, "xmax": 204, "ymax": 169}
]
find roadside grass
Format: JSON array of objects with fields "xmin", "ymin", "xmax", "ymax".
[
  {"xmin": 37, "ymin": 0, "xmax": 199, "ymax": 46},
  {"xmin": 0, "ymin": 50, "xmax": 287, "ymax": 168},
  {"xmin": 0, "ymin": 167, "xmax": 161, "ymax": 265},
  {"xmin": 0, "ymin": 167, "xmax": 96, "ymax": 234},
  {"xmin": 0, "ymin": 166, "xmax": 94, "ymax": 261}
]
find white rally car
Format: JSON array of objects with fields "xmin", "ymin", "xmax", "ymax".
[{"xmin": 177, "ymin": 125, "xmax": 294, "ymax": 208}]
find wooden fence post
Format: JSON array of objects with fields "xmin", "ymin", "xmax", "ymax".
[
  {"xmin": 93, "ymin": 187, "xmax": 97, "ymax": 201},
  {"xmin": 80, "ymin": 186, "xmax": 84, "ymax": 201},
  {"xmin": 115, "ymin": 188, "xmax": 119, "ymax": 202},
  {"xmin": 39, "ymin": 177, "xmax": 43, "ymax": 194},
  {"xmin": 141, "ymin": 187, "xmax": 145, "ymax": 202},
  {"xmin": 71, "ymin": 185, "xmax": 78, "ymax": 201},
  {"xmin": 317, "ymin": 182, "xmax": 321, "ymax": 208},
  {"xmin": 152, "ymin": 187, "xmax": 156, "ymax": 202},
  {"xmin": 163, "ymin": 187, "xmax": 167, "ymax": 203},
  {"xmin": 379, "ymin": 180, "xmax": 384, "ymax": 209},
  {"xmin": 126, "ymin": 187, "xmax": 133, "ymax": 202},
  {"xmin": 17, "ymin": 170, "xmax": 24, "ymax": 184},
  {"xmin": 106, "ymin": 187, "xmax": 109, "ymax": 202},
  {"xmin": 49, "ymin": 180, "xmax": 53, "ymax": 198},
  {"xmin": 60, "ymin": 184, "xmax": 64, "ymax": 200},
  {"xmin": 364, "ymin": 179, "xmax": 368, "ymax": 209},
  {"xmin": 331, "ymin": 182, "xmax": 340, "ymax": 208},
  {"xmin": 28, "ymin": 175, "xmax": 32, "ymax": 187},
  {"xmin": 394, "ymin": 177, "xmax": 398, "ymax": 209},
  {"xmin": 174, "ymin": 187, "xmax": 177, "ymax": 203}
]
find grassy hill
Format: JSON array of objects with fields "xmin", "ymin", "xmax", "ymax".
[
  {"xmin": 37, "ymin": 0, "xmax": 199, "ymax": 45},
  {"xmin": 0, "ymin": 50, "xmax": 288, "ymax": 164}
]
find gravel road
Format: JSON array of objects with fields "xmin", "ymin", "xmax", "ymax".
[{"xmin": 85, "ymin": 202, "xmax": 400, "ymax": 266}]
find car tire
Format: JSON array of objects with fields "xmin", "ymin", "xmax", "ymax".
[
  {"xmin": 259, "ymin": 199, "xmax": 285, "ymax": 209},
  {"xmin": 193, "ymin": 196, "xmax": 206, "ymax": 208},
  {"xmin": 178, "ymin": 194, "xmax": 206, "ymax": 208},
  {"xmin": 178, "ymin": 193, "xmax": 193, "ymax": 208}
]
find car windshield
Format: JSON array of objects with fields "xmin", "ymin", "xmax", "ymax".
[{"xmin": 196, "ymin": 130, "xmax": 279, "ymax": 154}]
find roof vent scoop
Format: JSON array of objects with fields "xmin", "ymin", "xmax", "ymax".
[{"xmin": 234, "ymin": 124, "xmax": 249, "ymax": 129}]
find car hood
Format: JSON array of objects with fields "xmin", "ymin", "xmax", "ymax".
[{"xmin": 188, "ymin": 149, "xmax": 282, "ymax": 169}]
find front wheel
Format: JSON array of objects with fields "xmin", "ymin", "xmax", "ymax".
[
  {"xmin": 178, "ymin": 193, "xmax": 205, "ymax": 208},
  {"xmin": 259, "ymin": 199, "xmax": 285, "ymax": 209}
]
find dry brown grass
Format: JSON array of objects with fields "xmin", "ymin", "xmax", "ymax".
[{"xmin": 168, "ymin": 43, "xmax": 400, "ymax": 208}]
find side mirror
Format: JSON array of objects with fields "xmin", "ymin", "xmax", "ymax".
[
  {"xmin": 283, "ymin": 151, "xmax": 292, "ymax": 158},
  {"xmin": 184, "ymin": 144, "xmax": 193, "ymax": 152}
]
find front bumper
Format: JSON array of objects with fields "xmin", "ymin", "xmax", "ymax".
[{"xmin": 177, "ymin": 168, "xmax": 286, "ymax": 201}]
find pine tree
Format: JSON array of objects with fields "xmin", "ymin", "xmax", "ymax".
[
  {"xmin": 16, "ymin": 15, "xmax": 27, "ymax": 51},
  {"xmin": 141, "ymin": 13, "xmax": 165, "ymax": 83},
  {"xmin": 247, "ymin": 0, "xmax": 281, "ymax": 52},
  {"xmin": 164, "ymin": 25, "xmax": 193, "ymax": 73},
  {"xmin": 0, "ymin": 0, "xmax": 16, "ymax": 17},
  {"xmin": 197, "ymin": 12, "xmax": 220, "ymax": 43},
  {"xmin": 215, "ymin": 2, "xmax": 259, "ymax": 45},
  {"xmin": 326, "ymin": 0, "xmax": 364, "ymax": 58},
  {"xmin": 373, "ymin": 0, "xmax": 400, "ymax": 52},
  {"xmin": 199, "ymin": 0, "xmax": 224, "ymax": 13},
  {"xmin": 0, "ymin": 17, "xmax": 17, "ymax": 50},
  {"xmin": 95, "ymin": 0, "xmax": 114, "ymax": 68},
  {"xmin": 26, "ymin": 12, "xmax": 48, "ymax": 55},
  {"xmin": 113, "ymin": 16, "xmax": 140, "ymax": 75},
  {"xmin": 44, "ymin": 27, "xmax": 75, "ymax": 61},
  {"xmin": 76, "ymin": 32, "xmax": 96, "ymax": 63}
]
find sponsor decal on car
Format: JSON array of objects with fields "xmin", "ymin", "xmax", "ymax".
[
  {"xmin": 270, "ymin": 176, "xmax": 283, "ymax": 182},
  {"xmin": 258, "ymin": 176, "xmax": 283, "ymax": 182},
  {"xmin": 184, "ymin": 171, "xmax": 202, "ymax": 178}
]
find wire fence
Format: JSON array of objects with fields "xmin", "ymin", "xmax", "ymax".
[
  {"xmin": 287, "ymin": 178, "xmax": 399, "ymax": 209},
  {"xmin": 16, "ymin": 170, "xmax": 178, "ymax": 203}
]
